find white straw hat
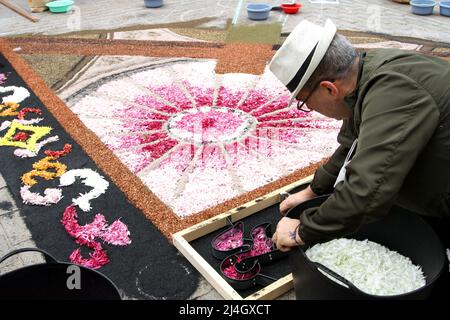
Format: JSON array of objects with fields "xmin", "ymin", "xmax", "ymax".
[{"xmin": 269, "ymin": 19, "xmax": 337, "ymax": 107}]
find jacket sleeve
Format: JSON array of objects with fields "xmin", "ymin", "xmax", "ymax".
[
  {"xmin": 310, "ymin": 119, "xmax": 357, "ymax": 195},
  {"xmin": 299, "ymin": 71, "xmax": 440, "ymax": 244}
]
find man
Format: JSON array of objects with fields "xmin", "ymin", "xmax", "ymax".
[{"xmin": 269, "ymin": 19, "xmax": 450, "ymax": 254}]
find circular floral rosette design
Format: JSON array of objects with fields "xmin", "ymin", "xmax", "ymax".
[{"xmin": 69, "ymin": 60, "xmax": 341, "ymax": 217}]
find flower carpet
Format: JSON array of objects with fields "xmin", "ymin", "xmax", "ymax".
[
  {"xmin": 0, "ymin": 40, "xmax": 199, "ymax": 299},
  {"xmin": 0, "ymin": 35, "xmax": 341, "ymax": 298},
  {"xmin": 3, "ymin": 27, "xmax": 447, "ymax": 299}
]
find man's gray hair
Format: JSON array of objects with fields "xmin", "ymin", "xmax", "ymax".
[{"xmin": 303, "ymin": 33, "xmax": 357, "ymax": 92}]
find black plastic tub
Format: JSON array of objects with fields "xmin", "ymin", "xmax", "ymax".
[
  {"xmin": 287, "ymin": 196, "xmax": 446, "ymax": 300},
  {"xmin": 0, "ymin": 248, "xmax": 121, "ymax": 300}
]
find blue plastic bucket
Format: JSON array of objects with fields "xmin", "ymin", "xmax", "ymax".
[
  {"xmin": 410, "ymin": 0, "xmax": 436, "ymax": 15},
  {"xmin": 46, "ymin": 0, "xmax": 74, "ymax": 13},
  {"xmin": 247, "ymin": 3, "xmax": 271, "ymax": 20},
  {"xmin": 144, "ymin": 0, "xmax": 163, "ymax": 8},
  {"xmin": 440, "ymin": 1, "xmax": 450, "ymax": 16}
]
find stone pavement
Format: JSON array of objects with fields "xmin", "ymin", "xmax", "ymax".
[
  {"xmin": 0, "ymin": 174, "xmax": 45, "ymax": 276},
  {"xmin": 1, "ymin": 0, "xmax": 450, "ymax": 44}
]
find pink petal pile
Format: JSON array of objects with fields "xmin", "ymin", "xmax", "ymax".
[
  {"xmin": 20, "ymin": 185, "xmax": 63, "ymax": 206},
  {"xmin": 69, "ymin": 244, "xmax": 109, "ymax": 270},
  {"xmin": 213, "ymin": 224, "xmax": 244, "ymax": 251},
  {"xmin": 236, "ymin": 226, "xmax": 274, "ymax": 263},
  {"xmin": 222, "ymin": 263, "xmax": 256, "ymax": 280},
  {"xmin": 250, "ymin": 226, "xmax": 275, "ymax": 256},
  {"xmin": 61, "ymin": 205, "xmax": 131, "ymax": 269},
  {"xmin": 101, "ymin": 220, "xmax": 133, "ymax": 246},
  {"xmin": 170, "ymin": 109, "xmax": 246, "ymax": 141},
  {"xmin": 221, "ymin": 225, "xmax": 275, "ymax": 280}
]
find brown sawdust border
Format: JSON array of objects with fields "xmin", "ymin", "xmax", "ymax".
[{"xmin": 7, "ymin": 37, "xmax": 274, "ymax": 75}]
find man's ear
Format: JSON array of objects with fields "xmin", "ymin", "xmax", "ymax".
[{"xmin": 320, "ymin": 81, "xmax": 338, "ymax": 98}]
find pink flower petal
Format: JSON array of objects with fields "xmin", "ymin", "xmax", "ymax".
[
  {"xmin": 69, "ymin": 245, "xmax": 110, "ymax": 270},
  {"xmin": 61, "ymin": 205, "xmax": 132, "ymax": 269},
  {"xmin": 101, "ymin": 219, "xmax": 132, "ymax": 246}
]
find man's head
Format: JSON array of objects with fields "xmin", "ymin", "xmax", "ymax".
[{"xmin": 269, "ymin": 20, "xmax": 359, "ymax": 120}]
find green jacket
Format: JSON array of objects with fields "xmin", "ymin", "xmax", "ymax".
[{"xmin": 299, "ymin": 49, "xmax": 450, "ymax": 244}]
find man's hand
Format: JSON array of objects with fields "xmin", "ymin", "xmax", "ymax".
[
  {"xmin": 279, "ymin": 186, "xmax": 317, "ymax": 216},
  {"xmin": 272, "ymin": 217, "xmax": 305, "ymax": 252}
]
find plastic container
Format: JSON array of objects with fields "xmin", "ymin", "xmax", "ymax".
[
  {"xmin": 409, "ymin": 0, "xmax": 436, "ymax": 15},
  {"xmin": 247, "ymin": 3, "xmax": 272, "ymax": 20},
  {"xmin": 281, "ymin": 3, "xmax": 302, "ymax": 14},
  {"xmin": 144, "ymin": 0, "xmax": 163, "ymax": 8},
  {"xmin": 0, "ymin": 248, "xmax": 122, "ymax": 300},
  {"xmin": 440, "ymin": 1, "xmax": 450, "ymax": 16},
  {"xmin": 46, "ymin": 0, "xmax": 74, "ymax": 13},
  {"xmin": 287, "ymin": 196, "xmax": 446, "ymax": 300}
]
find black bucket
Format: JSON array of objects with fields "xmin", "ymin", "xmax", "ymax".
[
  {"xmin": 287, "ymin": 196, "xmax": 446, "ymax": 300},
  {"xmin": 0, "ymin": 248, "xmax": 122, "ymax": 300}
]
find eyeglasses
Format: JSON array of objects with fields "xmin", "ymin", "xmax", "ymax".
[
  {"xmin": 296, "ymin": 79, "xmax": 335, "ymax": 113},
  {"xmin": 296, "ymin": 81, "xmax": 321, "ymax": 113}
]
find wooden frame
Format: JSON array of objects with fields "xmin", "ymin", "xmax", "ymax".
[{"xmin": 173, "ymin": 175, "xmax": 313, "ymax": 300}]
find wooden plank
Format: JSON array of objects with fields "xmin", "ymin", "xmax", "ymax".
[
  {"xmin": 173, "ymin": 234, "xmax": 242, "ymax": 300},
  {"xmin": 173, "ymin": 175, "xmax": 313, "ymax": 300},
  {"xmin": 174, "ymin": 233, "xmax": 295, "ymax": 300},
  {"xmin": 0, "ymin": 0, "xmax": 39, "ymax": 23},
  {"xmin": 246, "ymin": 274, "xmax": 294, "ymax": 300}
]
